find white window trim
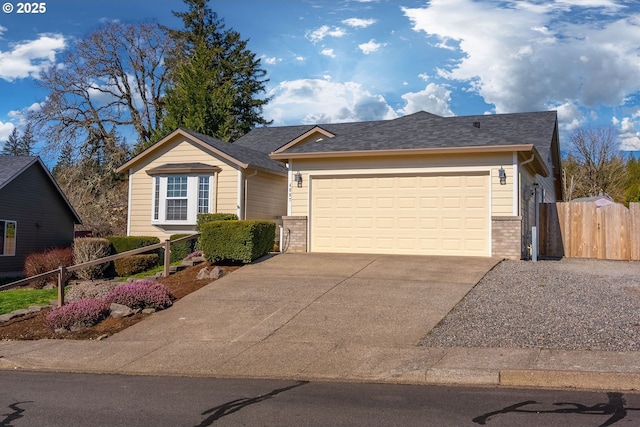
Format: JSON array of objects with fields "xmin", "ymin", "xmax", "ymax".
[
  {"xmin": 151, "ymin": 175, "xmax": 214, "ymax": 225},
  {"xmin": 0, "ymin": 220, "xmax": 17, "ymax": 257}
]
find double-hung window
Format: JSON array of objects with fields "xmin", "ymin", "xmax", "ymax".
[
  {"xmin": 166, "ymin": 176, "xmax": 189, "ymax": 221},
  {"xmin": 0, "ymin": 220, "xmax": 16, "ymax": 256},
  {"xmin": 152, "ymin": 175, "xmax": 213, "ymax": 224}
]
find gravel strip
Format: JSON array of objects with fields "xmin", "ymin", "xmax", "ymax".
[{"xmin": 420, "ymin": 258, "xmax": 640, "ymax": 351}]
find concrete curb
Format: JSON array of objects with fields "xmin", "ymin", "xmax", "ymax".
[{"xmin": 499, "ymin": 369, "xmax": 640, "ymax": 391}]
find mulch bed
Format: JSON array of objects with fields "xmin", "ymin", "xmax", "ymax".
[{"xmin": 0, "ymin": 263, "xmax": 239, "ymax": 341}]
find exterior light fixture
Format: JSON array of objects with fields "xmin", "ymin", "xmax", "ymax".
[
  {"xmin": 294, "ymin": 171, "xmax": 303, "ymax": 188},
  {"xmin": 498, "ymin": 167, "xmax": 507, "ymax": 185}
]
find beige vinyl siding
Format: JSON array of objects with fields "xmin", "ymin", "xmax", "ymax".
[
  {"xmin": 537, "ymin": 173, "xmax": 557, "ymax": 202},
  {"xmin": 127, "ymin": 136, "xmax": 240, "ymax": 240},
  {"xmin": 244, "ymin": 171, "xmax": 287, "ymax": 221},
  {"xmin": 290, "ymin": 153, "xmax": 515, "ymax": 217}
]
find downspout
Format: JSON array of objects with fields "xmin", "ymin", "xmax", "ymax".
[
  {"xmin": 237, "ymin": 170, "xmax": 244, "ymax": 219},
  {"xmin": 520, "ymin": 154, "xmax": 538, "ymax": 262},
  {"xmin": 126, "ymin": 169, "xmax": 133, "ymax": 236},
  {"xmin": 243, "ymin": 169, "xmax": 258, "ymax": 220}
]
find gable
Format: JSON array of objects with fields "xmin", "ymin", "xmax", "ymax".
[
  {"xmin": 267, "ymin": 111, "xmax": 559, "ymax": 179},
  {"xmin": 117, "ymin": 129, "xmax": 286, "ymax": 176},
  {"xmin": 0, "ymin": 156, "xmax": 81, "ymax": 224}
]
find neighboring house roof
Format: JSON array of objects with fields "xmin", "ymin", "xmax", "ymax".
[
  {"xmin": 116, "ymin": 128, "xmax": 287, "ymax": 175},
  {"xmin": 0, "ymin": 155, "xmax": 82, "ymax": 223},
  {"xmin": 267, "ymin": 111, "xmax": 559, "ymax": 177},
  {"xmin": 571, "ymin": 195, "xmax": 616, "ymax": 206}
]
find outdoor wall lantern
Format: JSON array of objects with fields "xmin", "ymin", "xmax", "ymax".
[
  {"xmin": 294, "ymin": 171, "xmax": 303, "ymax": 188},
  {"xmin": 498, "ymin": 166, "xmax": 507, "ymax": 185}
]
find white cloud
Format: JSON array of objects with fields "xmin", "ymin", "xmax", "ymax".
[
  {"xmin": 0, "ymin": 121, "xmax": 14, "ymax": 142},
  {"xmin": 264, "ymin": 79, "xmax": 397, "ymax": 125},
  {"xmin": 399, "ymin": 83, "xmax": 454, "ymax": 117},
  {"xmin": 306, "ymin": 25, "xmax": 347, "ymax": 43},
  {"xmin": 0, "ymin": 33, "xmax": 66, "ymax": 81},
  {"xmin": 402, "ymin": 0, "xmax": 640, "ymax": 114},
  {"xmin": 553, "ymin": 101, "xmax": 586, "ymax": 132},
  {"xmin": 613, "ymin": 113, "xmax": 640, "ymax": 150},
  {"xmin": 358, "ymin": 39, "xmax": 387, "ymax": 55},
  {"xmin": 0, "ymin": 25, "xmax": 7, "ymax": 39},
  {"xmin": 321, "ymin": 48, "xmax": 336, "ymax": 58},
  {"xmin": 342, "ymin": 18, "xmax": 377, "ymax": 28},
  {"xmin": 261, "ymin": 55, "xmax": 280, "ymax": 65}
]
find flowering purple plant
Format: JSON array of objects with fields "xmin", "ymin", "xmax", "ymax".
[
  {"xmin": 46, "ymin": 299, "xmax": 110, "ymax": 331},
  {"xmin": 104, "ymin": 279, "xmax": 175, "ymax": 310},
  {"xmin": 184, "ymin": 250, "xmax": 203, "ymax": 260}
]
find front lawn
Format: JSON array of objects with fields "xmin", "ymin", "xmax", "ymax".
[{"xmin": 0, "ymin": 289, "xmax": 58, "ymax": 315}]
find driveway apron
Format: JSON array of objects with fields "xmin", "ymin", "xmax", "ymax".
[{"xmin": 104, "ymin": 253, "xmax": 499, "ymax": 379}]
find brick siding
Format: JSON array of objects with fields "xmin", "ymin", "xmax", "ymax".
[
  {"xmin": 281, "ymin": 216, "xmax": 308, "ymax": 253},
  {"xmin": 492, "ymin": 216, "xmax": 522, "ymax": 260}
]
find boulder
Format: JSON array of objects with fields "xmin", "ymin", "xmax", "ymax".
[
  {"xmin": 109, "ymin": 303, "xmax": 134, "ymax": 318},
  {"xmin": 196, "ymin": 266, "xmax": 225, "ymax": 280}
]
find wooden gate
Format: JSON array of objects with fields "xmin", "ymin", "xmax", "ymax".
[{"xmin": 540, "ymin": 202, "xmax": 640, "ymax": 260}]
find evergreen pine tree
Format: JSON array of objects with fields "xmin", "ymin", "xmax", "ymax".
[
  {"xmin": 1, "ymin": 128, "xmax": 22, "ymax": 156},
  {"xmin": 154, "ymin": 0, "xmax": 270, "ymax": 146}
]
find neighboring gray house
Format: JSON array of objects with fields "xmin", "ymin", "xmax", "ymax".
[{"xmin": 0, "ymin": 156, "xmax": 82, "ymax": 276}]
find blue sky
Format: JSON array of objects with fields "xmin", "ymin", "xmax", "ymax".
[{"xmin": 1, "ymin": 0, "xmax": 640, "ymax": 158}]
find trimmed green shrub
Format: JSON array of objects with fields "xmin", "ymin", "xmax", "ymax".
[
  {"xmin": 196, "ymin": 213, "xmax": 238, "ymax": 231},
  {"xmin": 46, "ymin": 298, "xmax": 110, "ymax": 331},
  {"xmin": 23, "ymin": 247, "xmax": 73, "ymax": 288},
  {"xmin": 107, "ymin": 236, "xmax": 161, "ymax": 255},
  {"xmin": 169, "ymin": 234, "xmax": 197, "ymax": 263},
  {"xmin": 113, "ymin": 254, "xmax": 160, "ymax": 277},
  {"xmin": 73, "ymin": 238, "xmax": 112, "ymax": 280},
  {"xmin": 200, "ymin": 220, "xmax": 276, "ymax": 264}
]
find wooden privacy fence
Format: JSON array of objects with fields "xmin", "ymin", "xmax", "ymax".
[{"xmin": 540, "ymin": 202, "xmax": 640, "ymax": 260}]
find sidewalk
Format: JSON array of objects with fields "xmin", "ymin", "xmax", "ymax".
[{"xmin": 1, "ymin": 253, "xmax": 639, "ymax": 390}]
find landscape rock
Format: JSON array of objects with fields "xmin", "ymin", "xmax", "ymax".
[
  {"xmin": 141, "ymin": 308, "xmax": 156, "ymax": 314},
  {"xmin": 109, "ymin": 303, "xmax": 134, "ymax": 318},
  {"xmin": 66, "ymin": 280, "xmax": 120, "ymax": 302},
  {"xmin": 196, "ymin": 266, "xmax": 224, "ymax": 280}
]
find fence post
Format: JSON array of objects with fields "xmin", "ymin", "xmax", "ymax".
[
  {"xmin": 57, "ymin": 265, "xmax": 67, "ymax": 307},
  {"xmin": 163, "ymin": 239, "xmax": 171, "ymax": 277}
]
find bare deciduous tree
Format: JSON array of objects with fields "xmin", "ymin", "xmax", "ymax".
[
  {"xmin": 564, "ymin": 127, "xmax": 628, "ymax": 202},
  {"xmin": 30, "ymin": 21, "xmax": 172, "ymax": 153},
  {"xmin": 53, "ymin": 130, "xmax": 129, "ymax": 237}
]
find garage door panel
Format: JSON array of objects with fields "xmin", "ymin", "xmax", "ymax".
[{"xmin": 311, "ymin": 174, "xmax": 489, "ymax": 256}]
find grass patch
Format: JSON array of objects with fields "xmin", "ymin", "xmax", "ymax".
[
  {"xmin": 0, "ymin": 288, "xmax": 58, "ymax": 315},
  {"xmin": 114, "ymin": 261, "xmax": 183, "ymax": 282}
]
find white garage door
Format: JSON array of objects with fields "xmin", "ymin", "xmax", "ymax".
[{"xmin": 310, "ymin": 173, "xmax": 490, "ymax": 256}]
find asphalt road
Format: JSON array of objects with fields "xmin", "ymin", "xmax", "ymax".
[{"xmin": 1, "ymin": 371, "xmax": 639, "ymax": 426}]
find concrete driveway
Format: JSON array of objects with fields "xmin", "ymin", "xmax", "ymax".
[
  {"xmin": 0, "ymin": 253, "xmax": 499, "ymax": 382},
  {"xmin": 105, "ymin": 253, "xmax": 499, "ymax": 379}
]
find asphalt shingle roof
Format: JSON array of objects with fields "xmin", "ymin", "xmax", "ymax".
[
  {"xmin": 180, "ymin": 129, "xmax": 287, "ymax": 174},
  {"xmin": 0, "ymin": 155, "xmax": 38, "ymax": 190},
  {"xmin": 281, "ymin": 111, "xmax": 558, "ymax": 157}
]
